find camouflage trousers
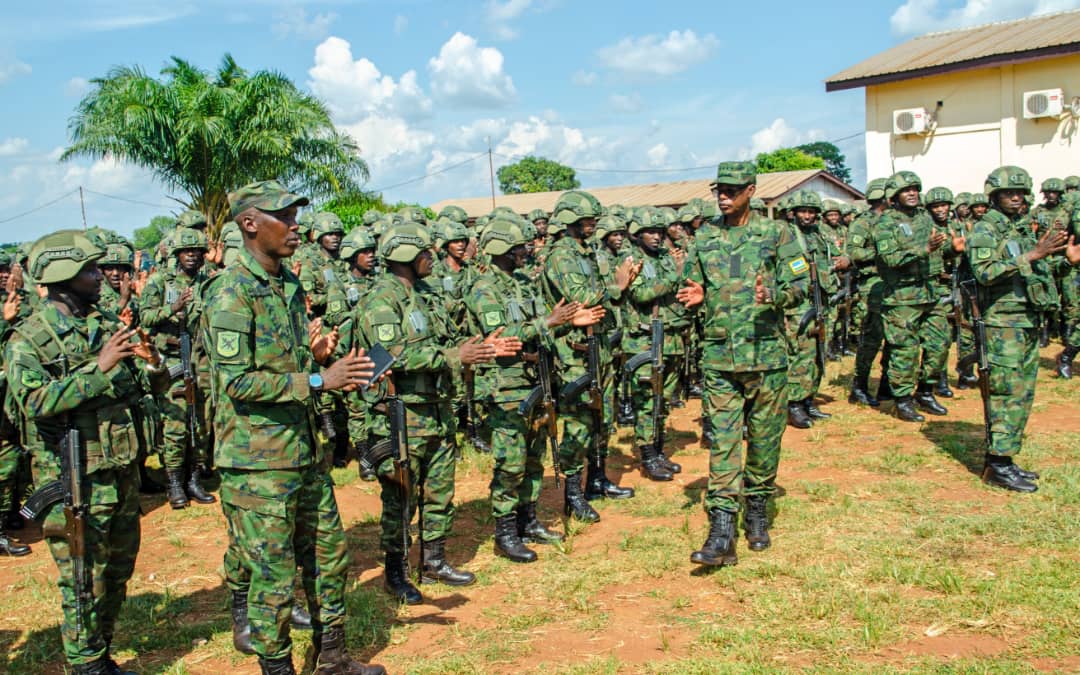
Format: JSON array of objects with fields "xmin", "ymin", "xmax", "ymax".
[
  {"xmin": 486, "ymin": 401, "xmax": 545, "ymax": 519},
  {"xmin": 44, "ymin": 464, "xmax": 140, "ymax": 666},
  {"xmin": 630, "ymin": 357, "xmax": 680, "ymax": 449},
  {"xmin": 1061, "ymin": 268, "xmax": 1080, "ymax": 348},
  {"xmin": 985, "ymin": 324, "xmax": 1039, "ymax": 457},
  {"xmin": 558, "ymin": 367, "xmax": 615, "ymax": 477},
  {"xmin": 919, "ymin": 294, "xmax": 951, "ymax": 385},
  {"xmin": 375, "ymin": 433, "xmax": 457, "ymax": 555},
  {"xmin": 157, "ymin": 376, "xmax": 209, "ymax": 471},
  {"xmin": 702, "ymin": 366, "xmax": 786, "ymax": 513},
  {"xmin": 784, "ymin": 310, "xmax": 822, "ymax": 402},
  {"xmin": 0, "ymin": 440, "xmax": 28, "ymax": 513},
  {"xmin": 219, "ymin": 465, "xmax": 348, "ymax": 660},
  {"xmin": 854, "ymin": 276, "xmax": 885, "ymax": 382},
  {"xmin": 882, "ymin": 302, "xmax": 936, "ymax": 397}
]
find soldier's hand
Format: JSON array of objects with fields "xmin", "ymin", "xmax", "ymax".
[
  {"xmin": 671, "ymin": 247, "xmax": 687, "ymax": 275},
  {"xmin": 304, "ymin": 295, "xmax": 313, "ymax": 317},
  {"xmin": 131, "ymin": 328, "xmax": 161, "ymax": 364},
  {"xmin": 292, "ymin": 259, "xmax": 303, "ymax": 277},
  {"xmin": 571, "ymin": 305, "xmax": 605, "ymax": 327},
  {"xmin": 1027, "ymin": 227, "xmax": 1068, "ymax": 262},
  {"xmin": 134, "ymin": 270, "xmax": 149, "ymax": 296},
  {"xmin": 831, "ymin": 256, "xmax": 851, "ymax": 271},
  {"xmin": 98, "ymin": 329, "xmax": 137, "ymax": 373},
  {"xmin": 927, "ymin": 228, "xmax": 947, "ymax": 253},
  {"xmin": 614, "ymin": 256, "xmax": 641, "ymax": 292},
  {"xmin": 171, "ymin": 287, "xmax": 193, "ymax": 314},
  {"xmin": 2, "ymin": 291, "xmax": 19, "ymax": 322},
  {"xmin": 459, "ymin": 335, "xmax": 498, "ymax": 365},
  {"xmin": 311, "ymin": 325, "xmax": 340, "ymax": 365},
  {"xmin": 119, "ymin": 306, "xmax": 135, "ymax": 328},
  {"xmin": 35, "ymin": 283, "xmax": 47, "ymax": 299},
  {"xmin": 6, "ymin": 265, "xmax": 21, "ymax": 295},
  {"xmin": 465, "ymin": 238, "xmax": 479, "ymax": 261},
  {"xmin": 546, "ymin": 298, "xmax": 582, "ymax": 328},
  {"xmin": 119, "ymin": 271, "xmax": 133, "ymax": 306},
  {"xmin": 952, "ymin": 230, "xmax": 966, "ymax": 253},
  {"xmin": 322, "ymin": 348, "xmax": 376, "ymax": 392},
  {"xmin": 754, "ymin": 274, "xmax": 773, "ymax": 305},
  {"xmin": 676, "ymin": 278, "xmax": 704, "ymax": 308},
  {"xmin": 1065, "ymin": 236, "xmax": 1080, "ymax": 266},
  {"xmin": 133, "ymin": 250, "xmax": 143, "ymax": 271}
]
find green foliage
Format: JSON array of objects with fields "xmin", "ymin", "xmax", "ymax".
[
  {"xmin": 322, "ymin": 192, "xmax": 434, "ymax": 232},
  {"xmin": 132, "ymin": 215, "xmax": 173, "ymax": 250},
  {"xmin": 497, "ymin": 156, "xmax": 580, "ymax": 194},
  {"xmin": 755, "ymin": 148, "xmax": 826, "ymax": 174},
  {"xmin": 63, "ymin": 54, "xmax": 369, "ymax": 235},
  {"xmin": 797, "ymin": 141, "xmax": 853, "ymax": 183}
]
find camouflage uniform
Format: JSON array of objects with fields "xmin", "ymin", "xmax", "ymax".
[
  {"xmin": 5, "ymin": 231, "xmax": 165, "ymax": 670},
  {"xmin": 921, "ymin": 187, "xmax": 963, "ymax": 395},
  {"xmin": 847, "ymin": 180, "xmax": 888, "ymax": 402},
  {"xmin": 0, "ymin": 251, "xmax": 35, "ymax": 538},
  {"xmin": 96, "ymin": 244, "xmax": 135, "ymax": 316},
  {"xmin": 298, "ymin": 212, "xmax": 348, "ymax": 318}
]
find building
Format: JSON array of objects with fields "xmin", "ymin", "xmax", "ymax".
[
  {"xmin": 430, "ymin": 169, "xmax": 863, "ymax": 219},
  {"xmin": 826, "ymin": 10, "xmax": 1080, "ymax": 194}
]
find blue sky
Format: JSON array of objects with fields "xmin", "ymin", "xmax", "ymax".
[{"xmin": 1, "ymin": 0, "xmax": 1077, "ymax": 241}]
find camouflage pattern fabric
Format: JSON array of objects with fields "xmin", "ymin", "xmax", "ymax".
[
  {"xmin": 783, "ymin": 221, "xmax": 838, "ymax": 402},
  {"xmin": 847, "ymin": 210, "xmax": 885, "ymax": 382},
  {"xmin": 298, "ymin": 246, "xmax": 348, "ymax": 318}
]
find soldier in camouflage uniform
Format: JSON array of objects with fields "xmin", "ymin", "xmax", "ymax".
[
  {"xmin": 97, "ymin": 243, "xmax": 136, "ymax": 317},
  {"xmin": 6, "ymin": 230, "xmax": 169, "ymax": 674},
  {"xmin": 954, "ymin": 193, "xmax": 972, "ymax": 224},
  {"xmin": 677, "ymin": 162, "xmax": 805, "ymax": 567},
  {"xmin": 203, "ymin": 181, "xmax": 384, "ymax": 675},
  {"xmin": 923, "ymin": 187, "xmax": 966, "ymax": 401},
  {"xmin": 1055, "ymin": 196, "xmax": 1080, "ymax": 378},
  {"xmin": 544, "ymin": 191, "xmax": 639, "ymax": 522},
  {"xmin": 299, "ymin": 212, "xmax": 347, "ymax": 318},
  {"xmin": 967, "ymin": 167, "xmax": 1080, "ymax": 493},
  {"xmin": 0, "ymin": 250, "xmax": 34, "ymax": 555},
  {"xmin": 969, "ymin": 193, "xmax": 990, "ymax": 224},
  {"xmin": 872, "ymin": 172, "xmax": 950, "ymax": 423},
  {"xmin": 1031, "ymin": 178, "xmax": 1072, "ymax": 348},
  {"xmin": 139, "ymin": 227, "xmax": 216, "ymax": 508}
]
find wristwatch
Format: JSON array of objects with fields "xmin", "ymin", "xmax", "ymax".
[{"xmin": 309, "ymin": 373, "xmax": 324, "ymax": 393}]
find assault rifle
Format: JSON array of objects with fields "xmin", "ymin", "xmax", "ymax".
[
  {"xmin": 955, "ymin": 281, "xmax": 992, "ymax": 447},
  {"xmin": 179, "ymin": 330, "xmax": 199, "ymax": 451},
  {"xmin": 622, "ymin": 307, "xmax": 664, "ymax": 452},
  {"xmin": 363, "ymin": 396, "xmax": 415, "ymax": 571},
  {"xmin": 558, "ymin": 326, "xmax": 604, "ymax": 473},
  {"xmin": 798, "ymin": 259, "xmax": 828, "ymax": 372},
  {"xmin": 518, "ymin": 345, "xmax": 562, "ymax": 488}
]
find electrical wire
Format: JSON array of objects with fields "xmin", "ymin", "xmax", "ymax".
[
  {"xmin": 366, "ymin": 152, "xmax": 488, "ymax": 193},
  {"xmin": 83, "ymin": 188, "xmax": 174, "ymax": 208},
  {"xmin": 0, "ymin": 189, "xmax": 79, "ymax": 225}
]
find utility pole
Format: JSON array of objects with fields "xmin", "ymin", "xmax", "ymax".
[
  {"xmin": 487, "ymin": 137, "xmax": 496, "ymax": 209},
  {"xmin": 79, "ymin": 186, "xmax": 87, "ymax": 229}
]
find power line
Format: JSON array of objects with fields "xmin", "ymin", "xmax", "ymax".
[
  {"xmin": 0, "ymin": 189, "xmax": 79, "ymax": 225},
  {"xmin": 366, "ymin": 152, "xmax": 488, "ymax": 193},
  {"xmin": 83, "ymin": 187, "xmax": 174, "ymax": 209}
]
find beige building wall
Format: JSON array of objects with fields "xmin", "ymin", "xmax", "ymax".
[{"xmin": 864, "ymin": 53, "xmax": 1080, "ymax": 194}]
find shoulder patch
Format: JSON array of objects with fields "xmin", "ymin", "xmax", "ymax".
[
  {"xmin": 216, "ymin": 331, "xmax": 240, "ymax": 358},
  {"xmin": 376, "ymin": 324, "xmax": 397, "ymax": 343},
  {"xmin": 975, "ymin": 248, "xmax": 992, "ymax": 260},
  {"xmin": 20, "ymin": 369, "xmax": 44, "ymax": 389},
  {"xmin": 483, "ymin": 310, "xmax": 503, "ymax": 328},
  {"xmin": 788, "ymin": 256, "xmax": 809, "ymax": 275},
  {"xmin": 850, "ymin": 234, "xmax": 864, "ymax": 246}
]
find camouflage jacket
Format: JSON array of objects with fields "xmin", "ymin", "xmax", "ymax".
[
  {"xmin": 430, "ymin": 256, "xmax": 477, "ymax": 328},
  {"xmin": 202, "ymin": 248, "xmax": 322, "ymax": 470},
  {"xmin": 625, "ymin": 243, "xmax": 693, "ymax": 355},
  {"xmin": 1030, "ymin": 202, "xmax": 1072, "ymax": 237},
  {"xmin": 323, "ymin": 269, "xmax": 378, "ymax": 330},
  {"xmin": 847, "ymin": 211, "xmax": 882, "ymax": 278},
  {"xmin": 967, "ymin": 208, "xmax": 1062, "ymax": 327},
  {"xmin": 4, "ymin": 302, "xmax": 165, "ymax": 481},
  {"xmin": 139, "ymin": 265, "xmax": 210, "ymax": 354},
  {"xmin": 299, "ymin": 247, "xmax": 348, "ymax": 317},
  {"xmin": 783, "ymin": 223, "xmax": 840, "ymax": 316},
  {"xmin": 872, "ymin": 207, "xmax": 937, "ymax": 306},
  {"xmin": 97, "ymin": 281, "xmax": 131, "ymax": 317},
  {"xmin": 686, "ymin": 214, "xmax": 805, "ymax": 372},
  {"xmin": 544, "ymin": 236, "xmax": 623, "ymax": 367},
  {"xmin": 0, "ymin": 286, "xmax": 34, "ymax": 339}
]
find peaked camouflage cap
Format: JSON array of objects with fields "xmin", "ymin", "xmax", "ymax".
[
  {"xmin": 313, "ymin": 211, "xmax": 346, "ymax": 236},
  {"xmin": 171, "ymin": 227, "xmax": 209, "ymax": 254},
  {"xmin": 1041, "ymin": 177, "xmax": 1066, "ymax": 193},
  {"xmin": 984, "ymin": 166, "xmax": 1032, "ymax": 196},
  {"xmin": 101, "ymin": 243, "xmax": 135, "ymax": 267},
  {"xmin": 481, "ymin": 219, "xmax": 529, "ymax": 256},
  {"xmin": 380, "ymin": 222, "xmax": 432, "ymax": 263},
  {"xmin": 924, "ymin": 186, "xmax": 954, "ymax": 205},
  {"xmin": 229, "ymin": 180, "xmax": 309, "ymax": 219},
  {"xmin": 29, "ymin": 229, "xmax": 106, "ymax": 284},
  {"xmin": 176, "ymin": 209, "xmax": 208, "ymax": 229},
  {"xmin": 712, "ymin": 161, "xmax": 757, "ymax": 186}
]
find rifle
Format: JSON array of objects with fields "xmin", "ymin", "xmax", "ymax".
[
  {"xmin": 840, "ymin": 269, "xmax": 853, "ymax": 355},
  {"xmin": 518, "ymin": 345, "xmax": 562, "ymax": 488},
  {"xmin": 559, "ymin": 327, "xmax": 605, "ymax": 472},
  {"xmin": 643, "ymin": 306, "xmax": 665, "ymax": 454},
  {"xmin": 363, "ymin": 396, "xmax": 413, "ymax": 570},
  {"xmin": 798, "ymin": 258, "xmax": 828, "ymax": 372},
  {"xmin": 179, "ymin": 330, "xmax": 199, "ymax": 452},
  {"xmin": 463, "ymin": 366, "xmax": 489, "ymax": 454},
  {"xmin": 21, "ymin": 423, "xmax": 90, "ymax": 638},
  {"xmin": 955, "ymin": 281, "xmax": 992, "ymax": 447}
]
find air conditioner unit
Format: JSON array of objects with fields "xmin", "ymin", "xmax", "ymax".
[
  {"xmin": 893, "ymin": 108, "xmax": 928, "ymax": 135},
  {"xmin": 1023, "ymin": 88, "xmax": 1064, "ymax": 119}
]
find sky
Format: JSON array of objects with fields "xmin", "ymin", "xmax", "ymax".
[{"xmin": 1, "ymin": 0, "xmax": 1078, "ymax": 242}]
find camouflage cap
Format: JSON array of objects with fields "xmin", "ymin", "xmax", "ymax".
[
  {"xmin": 954, "ymin": 192, "xmax": 971, "ymax": 206},
  {"xmin": 176, "ymin": 209, "xmax": 208, "ymax": 229},
  {"xmin": 340, "ymin": 227, "xmax": 378, "ymax": 260},
  {"xmin": 712, "ymin": 161, "xmax": 757, "ymax": 186},
  {"xmin": 527, "ymin": 208, "xmax": 549, "ymax": 223},
  {"xmin": 984, "ymin": 166, "xmax": 1032, "ymax": 196},
  {"xmin": 1041, "ymin": 177, "xmax": 1066, "ymax": 193},
  {"xmin": 969, "ymin": 192, "xmax": 990, "ymax": 206},
  {"xmin": 380, "ymin": 222, "xmax": 432, "ymax": 263},
  {"xmin": 481, "ymin": 219, "xmax": 529, "ymax": 256},
  {"xmin": 313, "ymin": 211, "xmax": 346, "ymax": 237},
  {"xmin": 552, "ymin": 190, "xmax": 603, "ymax": 225},
  {"xmin": 1065, "ymin": 176, "xmax": 1080, "ymax": 189},
  {"xmin": 29, "ymin": 229, "xmax": 106, "ymax": 284},
  {"xmin": 924, "ymin": 186, "xmax": 954, "ymax": 205},
  {"xmin": 171, "ymin": 227, "xmax": 209, "ymax": 254},
  {"xmin": 101, "ymin": 243, "xmax": 135, "ymax": 267},
  {"xmin": 228, "ymin": 180, "xmax": 309, "ymax": 219}
]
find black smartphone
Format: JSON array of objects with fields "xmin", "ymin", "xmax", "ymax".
[{"xmin": 364, "ymin": 343, "xmax": 396, "ymax": 390}]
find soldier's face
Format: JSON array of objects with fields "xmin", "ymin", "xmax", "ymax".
[
  {"xmin": 713, "ymin": 184, "xmax": 753, "ymax": 217},
  {"xmin": 604, "ymin": 231, "xmax": 625, "ymax": 253},
  {"xmin": 320, "ymin": 232, "xmax": 342, "ymax": 253},
  {"xmin": 956, "ymin": 204, "xmax": 971, "ymax": 218},
  {"xmin": 995, "ymin": 190, "xmax": 1026, "ymax": 216},
  {"xmin": 579, "ymin": 217, "xmax": 597, "ymax": 239},
  {"xmin": 246, "ymin": 206, "xmax": 300, "ymax": 259},
  {"xmin": 667, "ymin": 223, "xmax": 686, "ymax": 241},
  {"xmin": 446, "ymin": 239, "xmax": 468, "ymax": 261},
  {"xmin": 413, "ymin": 249, "xmax": 434, "ymax": 278},
  {"xmin": 69, "ymin": 261, "xmax": 102, "ymax": 305},
  {"xmin": 639, "ymin": 229, "xmax": 663, "ymax": 251},
  {"xmin": 0, "ymin": 265, "xmax": 9, "ymax": 289},
  {"xmin": 795, "ymin": 208, "xmax": 818, "ymax": 227},
  {"xmin": 824, "ymin": 211, "xmax": 841, "ymax": 226},
  {"xmin": 354, "ymin": 249, "xmax": 375, "ymax": 273},
  {"xmin": 843, "ymin": 213, "xmax": 855, "ymax": 226},
  {"xmin": 928, "ymin": 203, "xmax": 951, "ymax": 223},
  {"xmin": 510, "ymin": 244, "xmax": 529, "ymax": 268},
  {"xmin": 100, "ymin": 265, "xmax": 128, "ymax": 290},
  {"xmin": 1044, "ymin": 191, "xmax": 1061, "ymax": 207},
  {"xmin": 896, "ymin": 187, "xmax": 920, "ymax": 208},
  {"xmin": 972, "ymin": 204, "xmax": 988, "ymax": 217},
  {"xmin": 176, "ymin": 249, "xmax": 205, "ymax": 273},
  {"xmin": 534, "ymin": 219, "xmax": 548, "ymax": 236}
]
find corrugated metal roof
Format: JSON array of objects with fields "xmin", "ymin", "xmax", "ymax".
[
  {"xmin": 430, "ymin": 170, "xmax": 862, "ymax": 218},
  {"xmin": 826, "ymin": 10, "xmax": 1080, "ymax": 91}
]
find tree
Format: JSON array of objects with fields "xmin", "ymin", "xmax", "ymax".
[
  {"xmin": 132, "ymin": 215, "xmax": 173, "ymax": 250},
  {"xmin": 796, "ymin": 141, "xmax": 852, "ymax": 184},
  {"xmin": 754, "ymin": 148, "xmax": 825, "ymax": 174},
  {"xmin": 322, "ymin": 192, "xmax": 434, "ymax": 232},
  {"xmin": 63, "ymin": 54, "xmax": 369, "ymax": 235},
  {"xmin": 497, "ymin": 156, "xmax": 579, "ymax": 194}
]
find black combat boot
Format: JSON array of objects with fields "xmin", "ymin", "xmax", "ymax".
[
  {"xmin": 73, "ymin": 659, "xmax": 124, "ymax": 675},
  {"xmin": 981, "ymin": 455, "xmax": 1037, "ymax": 493},
  {"xmin": 1056, "ymin": 346, "xmax": 1079, "ymax": 379},
  {"xmin": 584, "ymin": 457, "xmax": 635, "ymax": 500},
  {"xmin": 101, "ymin": 654, "xmax": 138, "ymax": 675},
  {"xmin": 934, "ymin": 372, "xmax": 954, "ymax": 398},
  {"xmin": 0, "ymin": 534, "xmax": 30, "ymax": 557},
  {"xmin": 826, "ymin": 337, "xmax": 841, "ymax": 362},
  {"xmin": 4, "ymin": 510, "xmax": 23, "ymax": 531},
  {"xmin": 914, "ymin": 384, "xmax": 948, "ymax": 416},
  {"xmin": 516, "ymin": 502, "xmax": 563, "ymax": 544},
  {"xmin": 875, "ymin": 372, "xmax": 894, "ymax": 402},
  {"xmin": 420, "ymin": 538, "xmax": 476, "ymax": 586},
  {"xmin": 657, "ymin": 449, "xmax": 681, "ymax": 474},
  {"xmin": 165, "ymin": 469, "xmax": 188, "ymax": 509},
  {"xmin": 563, "ymin": 473, "xmax": 600, "ymax": 522},
  {"xmin": 804, "ymin": 397, "xmax": 831, "ymax": 420},
  {"xmin": 138, "ymin": 463, "xmax": 166, "ymax": 495},
  {"xmin": 383, "ymin": 552, "xmax": 422, "ymax": 605},
  {"xmin": 743, "ymin": 496, "xmax": 771, "ymax": 552},
  {"xmin": 291, "ymin": 603, "xmax": 313, "ymax": 630},
  {"xmin": 700, "ymin": 417, "xmax": 714, "ymax": 449},
  {"xmin": 186, "ymin": 466, "xmax": 216, "ymax": 504},
  {"xmin": 689, "ymin": 383, "xmax": 703, "ymax": 398},
  {"xmin": 894, "ymin": 396, "xmax": 925, "ymax": 423},
  {"xmin": 690, "ymin": 509, "xmax": 738, "ymax": 567},
  {"xmin": 313, "ymin": 624, "xmax": 387, "ymax": 675},
  {"xmin": 258, "ymin": 656, "xmax": 297, "ymax": 675},
  {"xmin": 848, "ymin": 374, "xmax": 880, "ymax": 407},
  {"xmin": 787, "ymin": 401, "xmax": 812, "ymax": 429},
  {"xmin": 231, "ymin": 590, "xmax": 255, "ymax": 654},
  {"xmin": 493, "ymin": 514, "xmax": 537, "ymax": 563},
  {"xmin": 640, "ymin": 445, "xmax": 674, "ymax": 482},
  {"xmin": 956, "ymin": 365, "xmax": 978, "ymax": 389}
]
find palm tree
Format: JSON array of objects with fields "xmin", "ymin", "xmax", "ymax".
[{"xmin": 62, "ymin": 54, "xmax": 369, "ymax": 233}]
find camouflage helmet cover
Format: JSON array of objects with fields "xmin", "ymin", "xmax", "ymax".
[
  {"xmin": 954, "ymin": 192, "xmax": 972, "ymax": 205},
  {"xmin": 527, "ymin": 208, "xmax": 548, "ymax": 223},
  {"xmin": 438, "ymin": 204, "xmax": 468, "ymax": 224},
  {"xmin": 481, "ymin": 219, "xmax": 529, "ymax": 256},
  {"xmin": 627, "ymin": 210, "xmax": 665, "ymax": 235},
  {"xmin": 29, "ymin": 229, "xmax": 106, "ymax": 284},
  {"xmin": 397, "ymin": 205, "xmax": 427, "ymax": 223},
  {"xmin": 379, "ymin": 222, "xmax": 432, "ymax": 263},
  {"xmin": 984, "ymin": 166, "xmax": 1032, "ymax": 196},
  {"xmin": 969, "ymin": 192, "xmax": 990, "ymax": 206},
  {"xmin": 176, "ymin": 209, "xmax": 208, "ymax": 229},
  {"xmin": 171, "ymin": 227, "xmax": 209, "ymax": 254},
  {"xmin": 865, "ymin": 178, "xmax": 889, "ymax": 201},
  {"xmin": 1041, "ymin": 177, "xmax": 1066, "ymax": 193},
  {"xmin": 791, "ymin": 189, "xmax": 823, "ymax": 212},
  {"xmin": 749, "ymin": 197, "xmax": 767, "ymax": 211},
  {"xmin": 313, "ymin": 211, "xmax": 346, "ymax": 237},
  {"xmin": 441, "ymin": 221, "xmax": 470, "ymax": 244},
  {"xmin": 339, "ymin": 227, "xmax": 378, "ymax": 260},
  {"xmin": 552, "ymin": 190, "xmax": 602, "ymax": 225},
  {"xmin": 886, "ymin": 171, "xmax": 922, "ymax": 199},
  {"xmin": 924, "ymin": 186, "xmax": 954, "ymax": 205},
  {"xmin": 596, "ymin": 215, "xmax": 628, "ymax": 239},
  {"xmin": 101, "ymin": 243, "xmax": 135, "ymax": 267},
  {"xmin": 1065, "ymin": 176, "xmax": 1080, "ymax": 189},
  {"xmin": 362, "ymin": 209, "xmax": 383, "ymax": 226},
  {"xmin": 821, "ymin": 198, "xmax": 842, "ymax": 214}
]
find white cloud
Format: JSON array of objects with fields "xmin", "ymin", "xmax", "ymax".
[
  {"xmin": 394, "ymin": 15, "xmax": 408, "ymax": 35},
  {"xmin": 743, "ymin": 118, "xmax": 825, "ymax": 158},
  {"xmin": 273, "ymin": 7, "xmax": 338, "ymax": 40},
  {"xmin": 0, "ymin": 138, "xmax": 30, "ymax": 157},
  {"xmin": 486, "ymin": 0, "xmax": 532, "ymax": 39},
  {"xmin": 340, "ymin": 115, "xmax": 436, "ymax": 169},
  {"xmin": 428, "ymin": 32, "xmax": 516, "ymax": 108},
  {"xmin": 609, "ymin": 93, "xmax": 642, "ymax": 113},
  {"xmin": 0, "ymin": 59, "xmax": 32, "ymax": 84},
  {"xmin": 597, "ymin": 29, "xmax": 719, "ymax": 77},
  {"xmin": 65, "ymin": 77, "xmax": 91, "ymax": 97},
  {"xmin": 494, "ymin": 115, "xmax": 606, "ymax": 166},
  {"xmin": 308, "ymin": 37, "xmax": 432, "ymax": 121},
  {"xmin": 571, "ymin": 70, "xmax": 597, "ymax": 86},
  {"xmin": 890, "ymin": 0, "xmax": 1079, "ymax": 36},
  {"xmin": 647, "ymin": 143, "xmax": 670, "ymax": 167},
  {"xmin": 79, "ymin": 8, "xmax": 195, "ymax": 32}
]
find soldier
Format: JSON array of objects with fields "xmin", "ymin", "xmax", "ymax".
[
  {"xmin": 466, "ymin": 220, "xmax": 602, "ymax": 562},
  {"xmin": 1031, "ymin": 178, "xmax": 1073, "ymax": 348},
  {"xmin": 922, "ymin": 187, "xmax": 965, "ymax": 404},
  {"xmin": 203, "ymin": 180, "xmax": 384, "ymax": 675},
  {"xmin": 848, "ymin": 178, "xmax": 889, "ymax": 406},
  {"xmin": 544, "ymin": 191, "xmax": 639, "ymax": 521},
  {"xmin": 967, "ymin": 167, "xmax": 1080, "ymax": 492},
  {"xmin": 677, "ymin": 161, "xmax": 804, "ymax": 566},
  {"xmin": 324, "ymin": 228, "xmax": 379, "ymax": 331},
  {"xmin": 1056, "ymin": 197, "xmax": 1080, "ymax": 378},
  {"xmin": 139, "ymin": 227, "xmax": 216, "ymax": 508},
  {"xmin": 954, "ymin": 193, "xmax": 972, "ymax": 224},
  {"xmin": 873, "ymin": 171, "xmax": 949, "ymax": 422},
  {"xmin": 0, "ymin": 250, "xmax": 33, "ymax": 556},
  {"xmin": 430, "ymin": 220, "xmax": 475, "ymax": 320},
  {"xmin": 750, "ymin": 197, "xmax": 768, "ymax": 217},
  {"xmin": 969, "ymin": 193, "xmax": 990, "ymax": 223},
  {"xmin": 299, "ymin": 212, "xmax": 347, "ymax": 318},
  {"xmin": 528, "ymin": 208, "xmax": 549, "ymax": 239},
  {"xmin": 624, "ymin": 211, "xmax": 691, "ymax": 480},
  {"xmin": 97, "ymin": 242, "xmax": 136, "ymax": 317},
  {"xmin": 6, "ymin": 230, "xmax": 168, "ymax": 674}
]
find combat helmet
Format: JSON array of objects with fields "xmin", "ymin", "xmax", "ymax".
[
  {"xmin": 379, "ymin": 223, "xmax": 432, "ymax": 263},
  {"xmin": 1041, "ymin": 177, "xmax": 1066, "ymax": 193},
  {"xmin": 677, "ymin": 202, "xmax": 702, "ymax": 223},
  {"xmin": 313, "ymin": 212, "xmax": 346, "ymax": 237},
  {"xmin": 438, "ymin": 205, "xmax": 468, "ymax": 224},
  {"xmin": 1065, "ymin": 176, "xmax": 1080, "ymax": 190},
  {"xmin": 605, "ymin": 203, "xmax": 629, "ymax": 220},
  {"xmin": 657, "ymin": 206, "xmax": 678, "ymax": 225},
  {"xmin": 885, "ymin": 171, "xmax": 922, "ymax": 200},
  {"xmin": 101, "ymin": 243, "xmax": 135, "ymax": 267},
  {"xmin": 0, "ymin": 250, "xmax": 12, "ymax": 267},
  {"xmin": 442, "ymin": 221, "xmax": 470, "ymax": 245},
  {"xmin": 171, "ymin": 227, "xmax": 209, "ymax": 255},
  {"xmin": 924, "ymin": 187, "xmax": 954, "ymax": 205},
  {"xmin": 551, "ymin": 190, "xmax": 602, "ymax": 225},
  {"xmin": 362, "ymin": 209, "xmax": 383, "ymax": 227},
  {"xmin": 176, "ymin": 209, "xmax": 208, "ymax": 230},
  {"xmin": 954, "ymin": 192, "xmax": 971, "ymax": 206},
  {"xmin": 481, "ymin": 219, "xmax": 529, "ymax": 256},
  {"xmin": 749, "ymin": 197, "xmax": 767, "ymax": 212},
  {"xmin": 297, "ymin": 210, "xmax": 315, "ymax": 236},
  {"xmin": 596, "ymin": 215, "xmax": 629, "ymax": 240},
  {"xmin": 984, "ymin": 166, "xmax": 1032, "ymax": 197},
  {"xmin": 791, "ymin": 190, "xmax": 823, "ymax": 212},
  {"xmin": 627, "ymin": 210, "xmax": 665, "ymax": 235},
  {"xmin": 865, "ymin": 178, "xmax": 889, "ymax": 202},
  {"xmin": 969, "ymin": 192, "xmax": 990, "ymax": 206},
  {"xmin": 340, "ymin": 227, "xmax": 378, "ymax": 261},
  {"xmin": 28, "ymin": 229, "xmax": 105, "ymax": 284},
  {"xmin": 397, "ymin": 206, "xmax": 427, "ymax": 224},
  {"xmin": 821, "ymin": 198, "xmax": 842, "ymax": 214},
  {"xmin": 527, "ymin": 208, "xmax": 549, "ymax": 224},
  {"xmin": 85, "ymin": 227, "xmax": 120, "ymax": 249}
]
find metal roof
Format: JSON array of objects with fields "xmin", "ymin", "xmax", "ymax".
[
  {"xmin": 826, "ymin": 10, "xmax": 1080, "ymax": 92},
  {"xmin": 430, "ymin": 170, "xmax": 863, "ymax": 218}
]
